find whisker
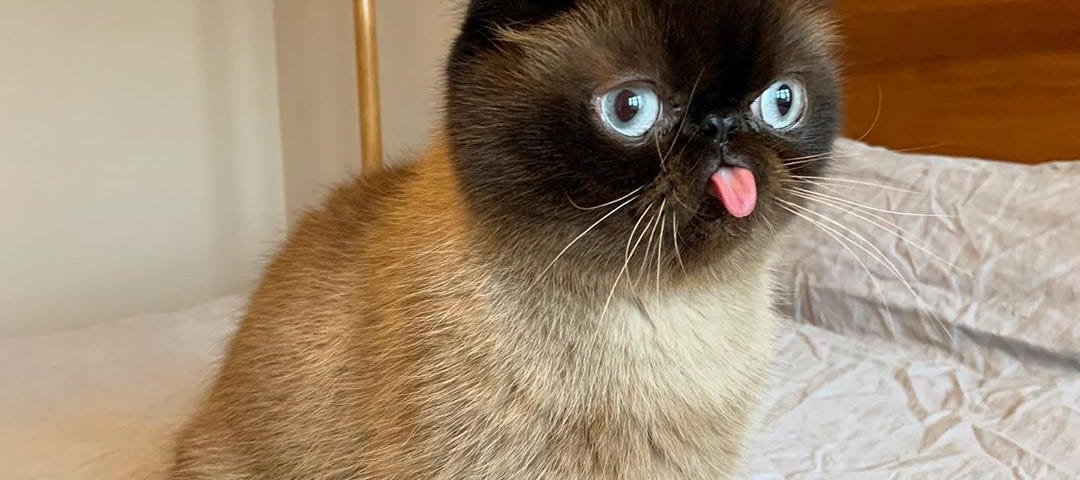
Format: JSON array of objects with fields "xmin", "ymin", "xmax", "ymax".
[
  {"xmin": 792, "ymin": 186, "xmax": 956, "ymax": 219},
  {"xmin": 604, "ymin": 205, "xmax": 656, "ymax": 320},
  {"xmin": 761, "ymin": 213, "xmax": 779, "ymax": 238},
  {"xmin": 787, "ymin": 179, "xmax": 864, "ymax": 200},
  {"xmin": 656, "ymin": 210, "xmax": 666, "ymax": 296},
  {"xmin": 663, "ymin": 67, "xmax": 706, "ymax": 162},
  {"xmin": 672, "ymin": 213, "xmax": 687, "ymax": 275},
  {"xmin": 856, "ymin": 82, "xmax": 883, "ymax": 143},
  {"xmin": 789, "ymin": 175, "xmax": 925, "ymax": 195},
  {"xmin": 539, "ymin": 194, "xmax": 638, "ymax": 279},
  {"xmin": 654, "ymin": 133, "xmax": 668, "ymax": 171},
  {"xmin": 783, "ymin": 143, "xmax": 958, "ymax": 171},
  {"xmin": 626, "ymin": 203, "xmax": 655, "ymax": 263},
  {"xmin": 781, "ymin": 199, "xmax": 953, "ymax": 341},
  {"xmin": 667, "ymin": 189, "xmax": 696, "ymax": 213},
  {"xmin": 567, "ymin": 186, "xmax": 645, "ymax": 211},
  {"xmin": 783, "ymin": 151, "xmax": 836, "ymax": 164},
  {"xmin": 778, "ymin": 203, "xmax": 898, "ymax": 337},
  {"xmin": 788, "ymin": 190, "xmax": 970, "ymax": 276},
  {"xmin": 636, "ymin": 210, "xmax": 662, "ymax": 285}
]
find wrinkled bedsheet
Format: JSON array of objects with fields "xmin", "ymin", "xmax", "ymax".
[
  {"xmin": 1, "ymin": 141, "xmax": 1077, "ymax": 479},
  {"xmin": 746, "ymin": 141, "xmax": 1079, "ymax": 479}
]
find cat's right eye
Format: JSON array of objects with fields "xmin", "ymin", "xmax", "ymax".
[{"xmin": 596, "ymin": 83, "xmax": 662, "ymax": 139}]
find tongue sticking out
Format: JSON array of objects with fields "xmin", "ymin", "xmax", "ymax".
[{"xmin": 709, "ymin": 167, "xmax": 758, "ymax": 218}]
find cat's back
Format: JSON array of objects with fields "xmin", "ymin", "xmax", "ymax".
[{"xmin": 170, "ymin": 151, "xmax": 462, "ymax": 479}]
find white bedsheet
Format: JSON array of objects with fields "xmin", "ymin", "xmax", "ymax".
[{"xmin": 0, "ymin": 296, "xmax": 243, "ymax": 480}]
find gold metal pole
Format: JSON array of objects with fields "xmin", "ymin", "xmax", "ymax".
[{"xmin": 353, "ymin": 0, "xmax": 383, "ymax": 174}]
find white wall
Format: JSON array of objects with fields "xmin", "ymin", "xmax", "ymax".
[
  {"xmin": 274, "ymin": 0, "xmax": 458, "ymax": 217},
  {"xmin": 0, "ymin": 0, "xmax": 460, "ymax": 335},
  {"xmin": 376, "ymin": 1, "xmax": 459, "ymax": 164},
  {"xmin": 274, "ymin": 0, "xmax": 361, "ymax": 219},
  {"xmin": 0, "ymin": 0, "xmax": 286, "ymax": 335}
]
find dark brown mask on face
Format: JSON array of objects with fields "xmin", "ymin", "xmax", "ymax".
[{"xmin": 446, "ymin": 0, "xmax": 841, "ymax": 278}]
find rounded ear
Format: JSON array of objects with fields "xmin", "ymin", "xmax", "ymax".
[{"xmin": 452, "ymin": 0, "xmax": 580, "ymax": 58}]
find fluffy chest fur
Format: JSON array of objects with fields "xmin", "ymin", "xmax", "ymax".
[
  {"xmin": 169, "ymin": 149, "xmax": 785, "ymax": 480},
  {"xmin": 389, "ymin": 269, "xmax": 779, "ymax": 480}
]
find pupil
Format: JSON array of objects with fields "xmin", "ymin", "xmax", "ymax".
[
  {"xmin": 775, "ymin": 85, "xmax": 793, "ymax": 117},
  {"xmin": 615, "ymin": 90, "xmax": 641, "ymax": 123}
]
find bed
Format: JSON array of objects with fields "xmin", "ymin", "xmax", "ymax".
[{"xmin": 2, "ymin": 140, "xmax": 1076, "ymax": 479}]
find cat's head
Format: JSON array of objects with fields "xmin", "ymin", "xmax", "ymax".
[{"xmin": 445, "ymin": 0, "xmax": 840, "ymax": 281}]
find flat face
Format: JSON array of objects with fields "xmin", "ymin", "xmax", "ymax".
[{"xmin": 445, "ymin": 0, "xmax": 841, "ymax": 277}]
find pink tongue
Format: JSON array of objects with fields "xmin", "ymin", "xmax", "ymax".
[{"xmin": 710, "ymin": 167, "xmax": 758, "ymax": 218}]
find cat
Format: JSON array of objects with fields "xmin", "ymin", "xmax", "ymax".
[{"xmin": 169, "ymin": 0, "xmax": 840, "ymax": 478}]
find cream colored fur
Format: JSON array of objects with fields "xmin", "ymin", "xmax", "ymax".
[{"xmin": 169, "ymin": 144, "xmax": 780, "ymax": 479}]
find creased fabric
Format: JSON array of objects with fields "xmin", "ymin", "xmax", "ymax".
[{"xmin": 746, "ymin": 141, "xmax": 1079, "ymax": 479}]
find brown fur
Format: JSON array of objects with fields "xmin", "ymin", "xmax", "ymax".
[
  {"xmin": 171, "ymin": 141, "xmax": 777, "ymax": 479},
  {"xmin": 171, "ymin": 1, "xmax": 839, "ymax": 478}
]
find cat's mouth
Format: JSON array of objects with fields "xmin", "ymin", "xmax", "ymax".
[{"xmin": 708, "ymin": 167, "xmax": 758, "ymax": 218}]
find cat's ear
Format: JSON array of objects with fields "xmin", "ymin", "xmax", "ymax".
[{"xmin": 453, "ymin": 0, "xmax": 580, "ymax": 56}]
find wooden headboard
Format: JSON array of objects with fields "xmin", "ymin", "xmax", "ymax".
[
  {"xmin": 353, "ymin": 1, "xmax": 1079, "ymax": 166},
  {"xmin": 837, "ymin": 0, "xmax": 1080, "ymax": 163}
]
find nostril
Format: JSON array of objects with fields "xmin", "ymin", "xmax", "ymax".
[
  {"xmin": 700, "ymin": 114, "xmax": 740, "ymax": 143},
  {"xmin": 700, "ymin": 114, "xmax": 724, "ymax": 141},
  {"xmin": 722, "ymin": 116, "xmax": 737, "ymax": 136}
]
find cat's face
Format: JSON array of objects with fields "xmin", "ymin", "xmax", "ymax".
[{"xmin": 446, "ymin": 0, "xmax": 840, "ymax": 279}]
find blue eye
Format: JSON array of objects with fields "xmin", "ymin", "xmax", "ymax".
[
  {"xmin": 752, "ymin": 78, "xmax": 807, "ymax": 130},
  {"xmin": 597, "ymin": 83, "xmax": 662, "ymax": 138}
]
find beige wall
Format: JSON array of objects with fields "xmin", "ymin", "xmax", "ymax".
[
  {"xmin": 0, "ymin": 0, "xmax": 459, "ymax": 335},
  {"xmin": 0, "ymin": 0, "xmax": 285, "ymax": 335},
  {"xmin": 376, "ymin": 1, "xmax": 459, "ymax": 164},
  {"xmin": 274, "ymin": 0, "xmax": 361, "ymax": 218},
  {"xmin": 274, "ymin": 0, "xmax": 458, "ymax": 217}
]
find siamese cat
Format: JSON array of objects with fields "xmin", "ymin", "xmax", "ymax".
[{"xmin": 171, "ymin": 0, "xmax": 840, "ymax": 478}]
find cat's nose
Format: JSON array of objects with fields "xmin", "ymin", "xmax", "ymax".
[{"xmin": 699, "ymin": 114, "xmax": 738, "ymax": 144}]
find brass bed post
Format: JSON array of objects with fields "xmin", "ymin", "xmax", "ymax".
[{"xmin": 353, "ymin": 0, "xmax": 383, "ymax": 174}]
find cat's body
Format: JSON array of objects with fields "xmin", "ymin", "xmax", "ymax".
[
  {"xmin": 171, "ymin": 145, "xmax": 776, "ymax": 479},
  {"xmin": 171, "ymin": 1, "xmax": 839, "ymax": 478}
]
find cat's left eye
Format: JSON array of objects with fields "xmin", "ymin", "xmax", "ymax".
[
  {"xmin": 752, "ymin": 78, "xmax": 807, "ymax": 131},
  {"xmin": 596, "ymin": 83, "xmax": 662, "ymax": 139}
]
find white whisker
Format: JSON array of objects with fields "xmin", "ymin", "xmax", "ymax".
[
  {"xmin": 783, "ymin": 143, "xmax": 957, "ymax": 171},
  {"xmin": 626, "ymin": 203, "xmax": 655, "ymax": 262},
  {"xmin": 656, "ymin": 208, "xmax": 666, "ymax": 296},
  {"xmin": 672, "ymin": 213, "xmax": 687, "ymax": 275},
  {"xmin": 789, "ymin": 175, "xmax": 924, "ymax": 195},
  {"xmin": 792, "ymin": 186, "xmax": 955, "ymax": 219},
  {"xmin": 781, "ymin": 199, "xmax": 953, "ymax": 341},
  {"xmin": 539, "ymin": 194, "xmax": 638, "ymax": 279},
  {"xmin": 567, "ymin": 186, "xmax": 645, "ymax": 211},
  {"xmin": 856, "ymin": 83, "xmax": 883, "ymax": 143},
  {"xmin": 789, "ymin": 190, "xmax": 970, "ymax": 277},
  {"xmin": 655, "ymin": 133, "xmax": 667, "ymax": 170},
  {"xmin": 603, "ymin": 206, "xmax": 656, "ymax": 320},
  {"xmin": 635, "ymin": 210, "xmax": 662, "ymax": 285},
  {"xmin": 778, "ymin": 203, "xmax": 897, "ymax": 336}
]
